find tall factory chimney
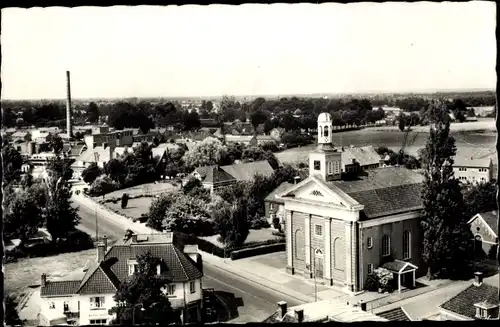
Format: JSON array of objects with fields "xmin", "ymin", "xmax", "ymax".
[{"xmin": 66, "ymin": 70, "xmax": 73, "ymax": 138}]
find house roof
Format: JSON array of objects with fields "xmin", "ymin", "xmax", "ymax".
[
  {"xmin": 220, "ymin": 160, "xmax": 275, "ymax": 181},
  {"xmin": 440, "ymin": 283, "xmax": 499, "ymax": 319},
  {"xmin": 12, "ymin": 131, "xmax": 29, "ymax": 138},
  {"xmin": 475, "ymin": 211, "xmax": 498, "ymax": 236},
  {"xmin": 224, "ymin": 135, "xmax": 255, "ymax": 143},
  {"xmin": 265, "ymin": 182, "xmax": 294, "ymax": 204},
  {"xmin": 453, "ymin": 155, "xmax": 491, "ymax": 168},
  {"xmin": 41, "ymin": 280, "xmax": 81, "ymax": 297},
  {"xmin": 203, "ymin": 166, "xmax": 237, "ymax": 184},
  {"xmin": 342, "ymin": 146, "xmax": 381, "ymax": 167},
  {"xmin": 330, "ymin": 167, "xmax": 424, "ymax": 219},
  {"xmin": 381, "ymin": 260, "xmax": 418, "ymax": 273},
  {"xmin": 377, "ymin": 307, "xmax": 411, "ymax": 321},
  {"xmin": 69, "ymin": 144, "xmax": 86, "ymax": 157},
  {"xmin": 262, "ymin": 298, "xmax": 388, "ymax": 323},
  {"xmin": 74, "ymin": 146, "xmax": 111, "ymax": 164}
]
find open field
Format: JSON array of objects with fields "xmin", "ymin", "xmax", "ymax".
[
  {"xmin": 200, "ymin": 228, "xmax": 282, "ymax": 248},
  {"xmin": 368, "ymin": 119, "xmax": 496, "ymax": 133},
  {"xmin": 98, "ymin": 182, "xmax": 178, "ymax": 200},
  {"xmin": 104, "ymin": 196, "xmax": 154, "ymax": 219},
  {"xmin": 5, "ymin": 249, "xmax": 96, "ymax": 295}
]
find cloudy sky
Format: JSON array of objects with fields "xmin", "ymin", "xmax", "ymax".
[{"xmin": 1, "ymin": 2, "xmax": 496, "ymax": 100}]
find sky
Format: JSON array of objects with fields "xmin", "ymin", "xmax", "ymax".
[{"xmin": 1, "ymin": 2, "xmax": 497, "ymax": 100}]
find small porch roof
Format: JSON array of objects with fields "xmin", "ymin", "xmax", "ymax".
[{"xmin": 382, "ymin": 260, "xmax": 418, "ymax": 274}]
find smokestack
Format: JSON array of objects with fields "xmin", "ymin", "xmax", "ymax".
[
  {"xmin": 41, "ymin": 273, "xmax": 47, "ymax": 287},
  {"xmin": 294, "ymin": 308, "xmax": 304, "ymax": 323},
  {"xmin": 66, "ymin": 71, "xmax": 73, "ymax": 138},
  {"xmin": 277, "ymin": 301, "xmax": 287, "ymax": 319}
]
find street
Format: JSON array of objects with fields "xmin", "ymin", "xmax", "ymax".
[{"xmin": 74, "ymin": 200, "xmax": 303, "ymax": 323}]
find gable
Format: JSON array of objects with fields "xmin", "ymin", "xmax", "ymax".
[
  {"xmin": 280, "ymin": 177, "xmax": 360, "ymax": 209},
  {"xmin": 469, "ymin": 214, "xmax": 498, "ymax": 240},
  {"xmin": 78, "ymin": 266, "xmax": 118, "ymax": 295}
]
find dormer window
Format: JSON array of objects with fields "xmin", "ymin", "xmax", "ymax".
[{"xmin": 128, "ymin": 260, "xmax": 138, "ymax": 276}]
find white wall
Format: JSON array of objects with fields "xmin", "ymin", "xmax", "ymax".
[
  {"xmin": 40, "ymin": 296, "xmax": 76, "ymax": 316},
  {"xmin": 160, "ymin": 278, "xmax": 202, "ymax": 309},
  {"xmin": 184, "ymin": 279, "xmax": 203, "ymax": 304},
  {"xmin": 78, "ymin": 293, "xmax": 116, "ymax": 325},
  {"xmin": 454, "ymin": 166, "xmax": 492, "ymax": 184}
]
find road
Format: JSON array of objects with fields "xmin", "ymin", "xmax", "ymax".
[{"xmin": 74, "ymin": 200, "xmax": 303, "ymax": 323}]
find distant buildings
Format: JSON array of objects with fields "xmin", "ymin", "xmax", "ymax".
[
  {"xmin": 468, "ymin": 210, "xmax": 498, "ymax": 260},
  {"xmin": 453, "ymin": 155, "xmax": 493, "ymax": 184}
]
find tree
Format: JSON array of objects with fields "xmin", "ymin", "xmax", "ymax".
[
  {"xmin": 463, "ymin": 181, "xmax": 497, "ymax": 219},
  {"xmin": 212, "ymin": 198, "xmax": 249, "ymax": 247},
  {"xmin": 263, "ymin": 119, "xmax": 275, "ymax": 135},
  {"xmin": 164, "ymin": 163, "xmax": 179, "ymax": 180},
  {"xmin": 241, "ymin": 147, "xmax": 280, "ymax": 170},
  {"xmin": 182, "ymin": 110, "xmax": 201, "ymax": 131},
  {"xmin": 4, "ymin": 189, "xmax": 44, "ymax": 243},
  {"xmin": 109, "ymin": 252, "xmax": 179, "ymax": 325},
  {"xmin": 48, "ymin": 134, "xmax": 64, "ymax": 155},
  {"xmin": 145, "ymin": 193, "xmax": 180, "ymax": 231},
  {"xmin": 2, "ymin": 142, "xmax": 23, "ymax": 184},
  {"xmin": 420, "ymin": 102, "xmax": 473, "ymax": 280},
  {"xmin": 182, "ymin": 137, "xmax": 227, "ymax": 169},
  {"xmin": 398, "ymin": 113, "xmax": 406, "ymax": 132},
  {"xmin": 2, "ymin": 107, "xmax": 16, "ymax": 127},
  {"xmin": 45, "ymin": 182, "xmax": 80, "ymax": 243},
  {"xmin": 86, "ymin": 102, "xmax": 100, "ymax": 123},
  {"xmin": 250, "ymin": 110, "xmax": 268, "ymax": 134},
  {"xmin": 81, "ymin": 163, "xmax": 104, "ymax": 184},
  {"xmin": 162, "ymin": 195, "xmax": 214, "ymax": 236},
  {"xmin": 46, "ymin": 156, "xmax": 73, "ymax": 181},
  {"xmin": 89, "ymin": 175, "xmax": 119, "ymax": 196},
  {"xmin": 182, "ymin": 177, "xmax": 203, "ymax": 195},
  {"xmin": 5, "ymin": 295, "xmax": 23, "ymax": 326},
  {"xmin": 104, "ymin": 158, "xmax": 128, "ymax": 184}
]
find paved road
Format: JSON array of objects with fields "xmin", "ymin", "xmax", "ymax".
[{"xmin": 74, "ymin": 201, "xmax": 303, "ymax": 323}]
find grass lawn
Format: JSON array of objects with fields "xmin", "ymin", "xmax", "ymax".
[
  {"xmin": 104, "ymin": 196, "xmax": 155, "ymax": 219},
  {"xmin": 200, "ymin": 228, "xmax": 282, "ymax": 248},
  {"xmin": 98, "ymin": 182, "xmax": 178, "ymax": 200},
  {"xmin": 5, "ymin": 249, "xmax": 96, "ymax": 296}
]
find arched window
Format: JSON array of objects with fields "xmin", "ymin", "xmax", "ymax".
[
  {"xmin": 403, "ymin": 231, "xmax": 411, "ymax": 259},
  {"xmin": 382, "ymin": 234, "xmax": 391, "ymax": 256},
  {"xmin": 324, "ymin": 125, "xmax": 329, "ymax": 137},
  {"xmin": 333, "ymin": 238, "xmax": 344, "ymax": 270}
]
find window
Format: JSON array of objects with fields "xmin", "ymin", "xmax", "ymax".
[
  {"xmin": 157, "ymin": 264, "xmax": 161, "ymax": 275},
  {"xmin": 128, "ymin": 264, "xmax": 138, "ymax": 276},
  {"xmin": 89, "ymin": 319, "xmax": 107, "ymax": 325},
  {"xmin": 90, "ymin": 297, "xmax": 105, "ymax": 309},
  {"xmin": 269, "ymin": 203, "xmax": 274, "ymax": 211},
  {"xmin": 63, "ymin": 302, "xmax": 69, "ymax": 312},
  {"xmin": 459, "ymin": 167, "xmax": 467, "ymax": 172},
  {"xmin": 382, "ymin": 235, "xmax": 391, "ymax": 256},
  {"xmin": 324, "ymin": 126, "xmax": 329, "ymax": 137},
  {"xmin": 166, "ymin": 284, "xmax": 176, "ymax": 295},
  {"xmin": 403, "ymin": 231, "xmax": 411, "ymax": 259},
  {"xmin": 327, "ymin": 162, "xmax": 333, "ymax": 175},
  {"xmin": 367, "ymin": 237, "xmax": 373, "ymax": 249},
  {"xmin": 49, "ymin": 302, "xmax": 55, "ymax": 309},
  {"xmin": 479, "ymin": 168, "xmax": 488, "ymax": 172},
  {"xmin": 367, "ymin": 263, "xmax": 374, "ymax": 275},
  {"xmin": 481, "ymin": 177, "xmax": 486, "ymax": 182},
  {"xmin": 314, "ymin": 224, "xmax": 323, "ymax": 237},
  {"xmin": 189, "ymin": 281, "xmax": 196, "ymax": 294},
  {"xmin": 333, "ymin": 161, "xmax": 340, "ymax": 174},
  {"xmin": 314, "ymin": 160, "xmax": 321, "ymax": 171}
]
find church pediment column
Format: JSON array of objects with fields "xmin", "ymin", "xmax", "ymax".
[{"xmin": 324, "ymin": 218, "xmax": 332, "ymax": 283}]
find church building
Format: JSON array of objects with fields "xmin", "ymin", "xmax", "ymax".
[{"xmin": 279, "ymin": 113, "xmax": 425, "ymax": 294}]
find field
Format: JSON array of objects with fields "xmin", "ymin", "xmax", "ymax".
[
  {"xmin": 200, "ymin": 228, "xmax": 281, "ymax": 248},
  {"xmin": 5, "ymin": 249, "xmax": 96, "ymax": 295},
  {"xmin": 104, "ymin": 196, "xmax": 155, "ymax": 219},
  {"xmin": 99, "ymin": 182, "xmax": 178, "ymax": 200},
  {"xmin": 276, "ymin": 120, "xmax": 497, "ymax": 166}
]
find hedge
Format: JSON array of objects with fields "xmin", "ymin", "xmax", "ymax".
[{"xmin": 230, "ymin": 243, "xmax": 285, "ymax": 260}]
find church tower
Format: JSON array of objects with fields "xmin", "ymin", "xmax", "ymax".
[{"xmin": 309, "ymin": 113, "xmax": 342, "ymax": 181}]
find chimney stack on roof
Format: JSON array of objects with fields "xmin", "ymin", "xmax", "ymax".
[
  {"xmin": 97, "ymin": 243, "xmax": 106, "ymax": 262},
  {"xmin": 132, "ymin": 234, "xmax": 138, "ymax": 243},
  {"xmin": 41, "ymin": 273, "xmax": 47, "ymax": 287},
  {"xmin": 473, "ymin": 271, "xmax": 484, "ymax": 286},
  {"xmin": 277, "ymin": 301, "xmax": 288, "ymax": 319},
  {"xmin": 359, "ymin": 301, "xmax": 367, "ymax": 312},
  {"xmin": 294, "ymin": 308, "xmax": 304, "ymax": 323},
  {"xmin": 103, "ymin": 235, "xmax": 107, "ymax": 252}
]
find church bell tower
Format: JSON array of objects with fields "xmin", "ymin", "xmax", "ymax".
[{"xmin": 309, "ymin": 113, "xmax": 342, "ymax": 181}]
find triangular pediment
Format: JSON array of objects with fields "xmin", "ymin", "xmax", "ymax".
[{"xmin": 279, "ymin": 176, "xmax": 362, "ymax": 209}]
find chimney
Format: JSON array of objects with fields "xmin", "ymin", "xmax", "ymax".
[
  {"xmin": 66, "ymin": 71, "xmax": 73, "ymax": 138},
  {"xmin": 277, "ymin": 301, "xmax": 287, "ymax": 319},
  {"xmin": 473, "ymin": 272, "xmax": 484, "ymax": 286},
  {"xmin": 294, "ymin": 308, "xmax": 304, "ymax": 323},
  {"xmin": 41, "ymin": 273, "xmax": 47, "ymax": 287},
  {"xmin": 103, "ymin": 235, "xmax": 107, "ymax": 252},
  {"xmin": 132, "ymin": 234, "xmax": 138, "ymax": 243},
  {"xmin": 294, "ymin": 176, "xmax": 301, "ymax": 184},
  {"xmin": 359, "ymin": 301, "xmax": 367, "ymax": 312},
  {"xmin": 97, "ymin": 243, "xmax": 106, "ymax": 262}
]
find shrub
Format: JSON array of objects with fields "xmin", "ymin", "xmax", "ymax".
[
  {"xmin": 364, "ymin": 273, "xmax": 380, "ymax": 292},
  {"xmin": 89, "ymin": 175, "xmax": 119, "ymax": 196},
  {"xmin": 250, "ymin": 218, "xmax": 270, "ymax": 230},
  {"xmin": 121, "ymin": 193, "xmax": 129, "ymax": 209},
  {"xmin": 230, "ymin": 243, "xmax": 285, "ymax": 260},
  {"xmin": 373, "ymin": 267, "xmax": 394, "ymax": 292}
]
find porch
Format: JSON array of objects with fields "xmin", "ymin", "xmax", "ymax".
[{"xmin": 382, "ymin": 260, "xmax": 418, "ymax": 293}]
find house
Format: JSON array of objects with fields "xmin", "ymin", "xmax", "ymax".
[
  {"xmin": 84, "ymin": 126, "xmax": 134, "ymax": 151},
  {"xmin": 71, "ymin": 144, "xmax": 117, "ymax": 180},
  {"xmin": 264, "ymin": 182, "xmax": 294, "ymax": 227},
  {"xmin": 468, "ymin": 211, "xmax": 498, "ymax": 260},
  {"xmin": 68, "ymin": 143, "xmax": 87, "ymax": 160},
  {"xmin": 263, "ymin": 299, "xmax": 387, "ymax": 323},
  {"xmin": 340, "ymin": 145, "xmax": 383, "ymax": 173},
  {"xmin": 223, "ymin": 135, "xmax": 257, "ymax": 146},
  {"xmin": 39, "ymin": 233, "xmax": 204, "ymax": 326},
  {"xmin": 453, "ymin": 155, "xmax": 493, "ymax": 184},
  {"xmin": 11, "ymin": 130, "xmax": 31, "ymax": 142},
  {"xmin": 270, "ymin": 127, "xmax": 285, "ymax": 141},
  {"xmin": 439, "ymin": 272, "xmax": 499, "ymax": 320},
  {"xmin": 276, "ymin": 112, "xmax": 425, "ymax": 294},
  {"xmin": 191, "ymin": 160, "xmax": 275, "ymax": 193}
]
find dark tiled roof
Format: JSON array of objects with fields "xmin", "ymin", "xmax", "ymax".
[
  {"xmin": 41, "ymin": 281, "xmax": 81, "ymax": 297},
  {"xmin": 194, "ymin": 165, "xmax": 218, "ymax": 179},
  {"xmin": 265, "ymin": 182, "xmax": 294, "ymax": 203},
  {"xmin": 203, "ymin": 167, "xmax": 237, "ymax": 184},
  {"xmin": 477, "ymin": 211, "xmax": 498, "ymax": 235},
  {"xmin": 330, "ymin": 167, "xmax": 424, "ymax": 219},
  {"xmin": 77, "ymin": 263, "xmax": 119, "ymax": 295},
  {"xmin": 377, "ymin": 307, "xmax": 410, "ymax": 321},
  {"xmin": 262, "ymin": 312, "xmax": 298, "ymax": 323},
  {"xmin": 440, "ymin": 283, "xmax": 499, "ymax": 319}
]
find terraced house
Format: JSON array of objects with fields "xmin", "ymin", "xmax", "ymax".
[
  {"xmin": 39, "ymin": 233, "xmax": 203, "ymax": 326},
  {"xmin": 278, "ymin": 113, "xmax": 425, "ymax": 294}
]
